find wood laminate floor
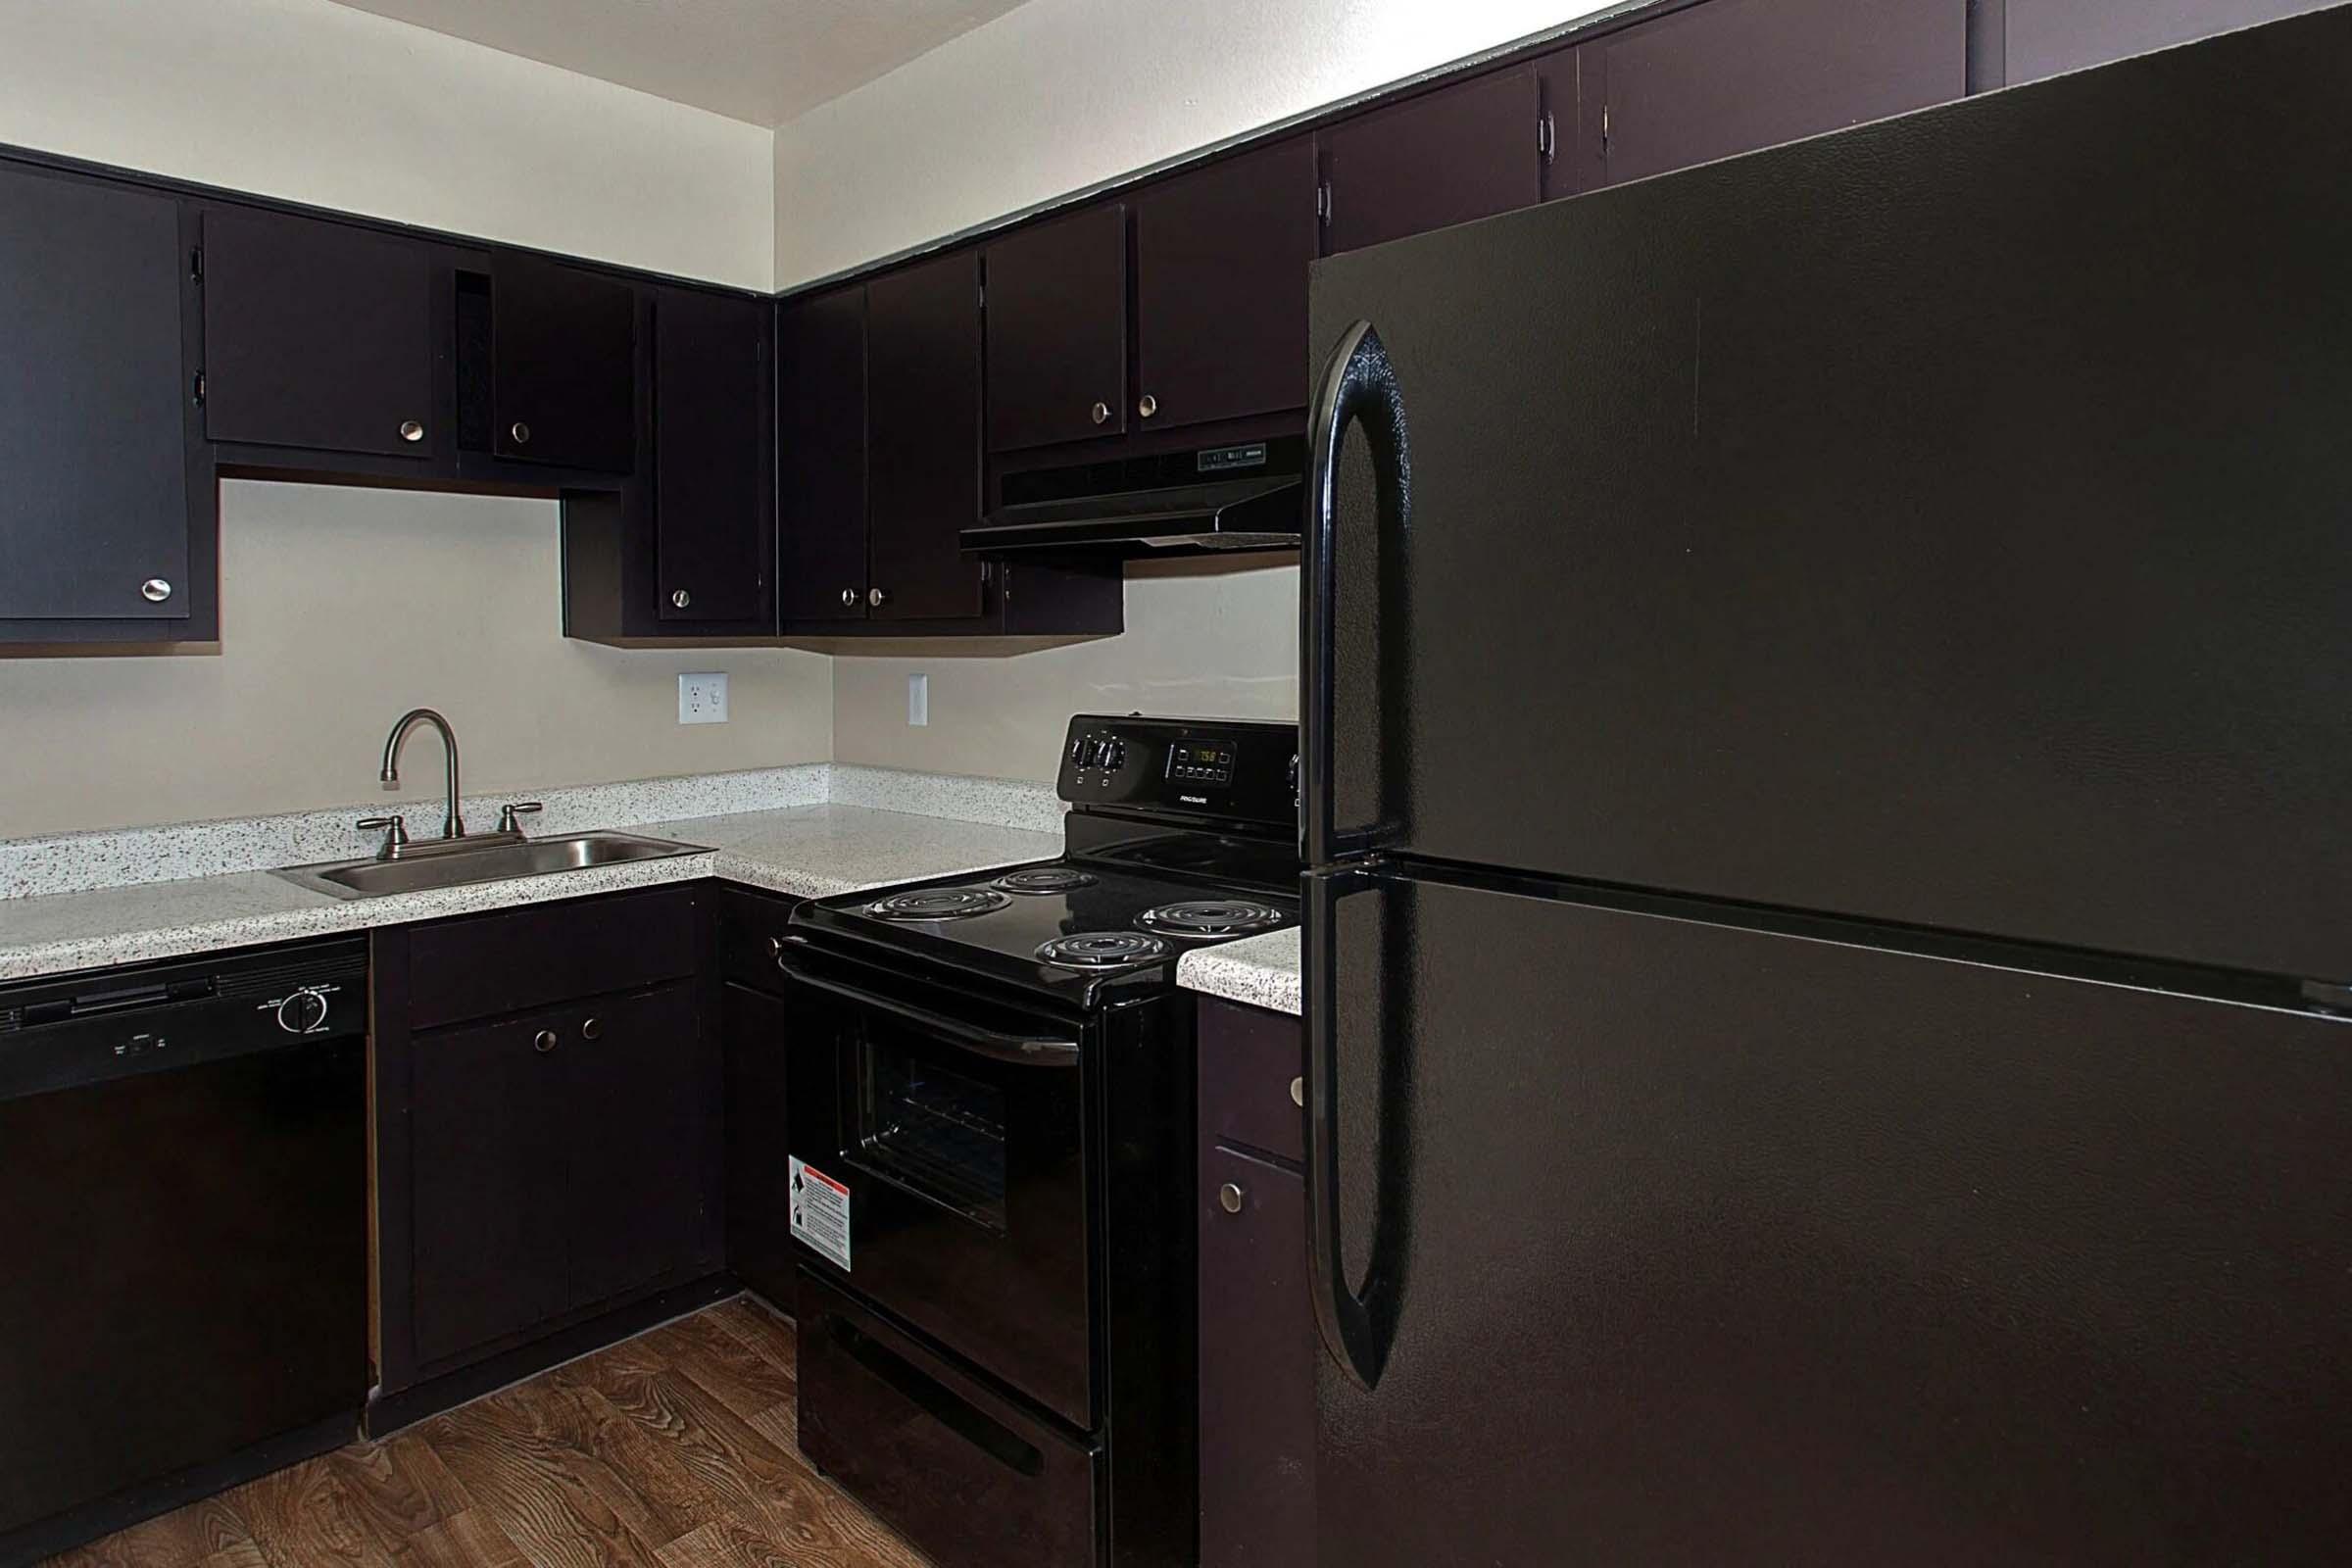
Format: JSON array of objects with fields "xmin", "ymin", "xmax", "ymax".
[{"xmin": 46, "ymin": 1296, "xmax": 929, "ymax": 1568}]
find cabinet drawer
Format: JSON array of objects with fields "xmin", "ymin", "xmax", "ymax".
[
  {"xmin": 1200, "ymin": 1000, "xmax": 1304, "ymax": 1164},
  {"xmin": 715, "ymin": 884, "xmax": 800, "ymax": 993},
  {"xmin": 406, "ymin": 886, "xmax": 699, "ymax": 1030},
  {"xmin": 798, "ymin": 1271, "xmax": 1100, "ymax": 1568}
]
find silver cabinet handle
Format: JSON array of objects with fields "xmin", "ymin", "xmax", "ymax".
[
  {"xmin": 581, "ymin": 1016, "xmax": 603, "ymax": 1042},
  {"xmin": 399, "ymin": 420, "xmax": 425, "ymax": 443},
  {"xmin": 1291, "ymin": 1075, "xmax": 1304, "ymax": 1108},
  {"xmin": 510, "ymin": 421, "xmax": 531, "ymax": 445},
  {"xmin": 1138, "ymin": 394, "xmax": 1158, "ymax": 418},
  {"xmin": 140, "ymin": 578, "xmax": 172, "ymax": 604},
  {"xmin": 533, "ymin": 1029, "xmax": 558, "ymax": 1054},
  {"xmin": 1090, "ymin": 400, "xmax": 1110, "ymax": 425},
  {"xmin": 868, "ymin": 587, "xmax": 888, "ymax": 608},
  {"xmin": 1218, "ymin": 1182, "xmax": 1246, "ymax": 1214},
  {"xmin": 840, "ymin": 587, "xmax": 858, "ymax": 608},
  {"xmin": 670, "ymin": 588, "xmax": 692, "ymax": 610}
]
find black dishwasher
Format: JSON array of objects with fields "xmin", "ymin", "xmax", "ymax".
[{"xmin": 0, "ymin": 938, "xmax": 369, "ymax": 1567}]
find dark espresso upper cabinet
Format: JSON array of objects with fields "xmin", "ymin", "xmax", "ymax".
[
  {"xmin": 2001, "ymin": 0, "xmax": 2333, "ymax": 82},
  {"xmin": 984, "ymin": 202, "xmax": 1128, "ymax": 452},
  {"xmin": 1133, "ymin": 137, "xmax": 1321, "ymax": 430},
  {"xmin": 777, "ymin": 283, "xmax": 870, "ymax": 622},
  {"xmin": 654, "ymin": 287, "xmax": 771, "ymax": 625},
  {"xmin": 1321, "ymin": 66, "xmax": 1541, "ymax": 255},
  {"xmin": 0, "ymin": 164, "xmax": 204, "ymax": 633},
  {"xmin": 866, "ymin": 249, "xmax": 985, "ymax": 621},
  {"xmin": 201, "ymin": 207, "xmax": 436, "ymax": 460},
  {"xmin": 491, "ymin": 253, "xmax": 636, "ymax": 471},
  {"xmin": 1574, "ymin": 0, "xmax": 1965, "ymax": 190}
]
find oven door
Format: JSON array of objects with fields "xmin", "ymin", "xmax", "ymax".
[{"xmin": 781, "ymin": 953, "xmax": 1095, "ymax": 1430}]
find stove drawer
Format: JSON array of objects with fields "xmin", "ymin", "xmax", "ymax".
[{"xmin": 798, "ymin": 1272, "xmax": 1100, "ymax": 1568}]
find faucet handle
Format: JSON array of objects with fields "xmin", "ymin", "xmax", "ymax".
[
  {"xmin": 357, "ymin": 814, "xmax": 409, "ymax": 859},
  {"xmin": 497, "ymin": 801, "xmax": 544, "ymax": 835}
]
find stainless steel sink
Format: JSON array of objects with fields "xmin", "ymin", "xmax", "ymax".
[{"xmin": 273, "ymin": 830, "xmax": 710, "ymax": 901}]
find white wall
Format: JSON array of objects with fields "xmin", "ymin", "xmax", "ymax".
[
  {"xmin": 829, "ymin": 561, "xmax": 1298, "ymax": 782},
  {"xmin": 772, "ymin": 0, "xmax": 1620, "ymax": 286},
  {"xmin": 0, "ymin": 482, "xmax": 832, "ymax": 838},
  {"xmin": 0, "ymin": 0, "xmax": 774, "ymax": 289}
]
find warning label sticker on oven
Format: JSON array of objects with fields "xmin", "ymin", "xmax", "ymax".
[{"xmin": 790, "ymin": 1155, "xmax": 852, "ymax": 1272}]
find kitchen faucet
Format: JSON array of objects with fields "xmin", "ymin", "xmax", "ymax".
[{"xmin": 378, "ymin": 708, "xmax": 465, "ymax": 839}]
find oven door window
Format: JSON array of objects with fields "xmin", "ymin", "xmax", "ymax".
[{"xmin": 854, "ymin": 1047, "xmax": 1008, "ymax": 1233}]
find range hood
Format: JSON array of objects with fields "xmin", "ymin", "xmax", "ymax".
[{"xmin": 964, "ymin": 436, "xmax": 1304, "ymax": 560}]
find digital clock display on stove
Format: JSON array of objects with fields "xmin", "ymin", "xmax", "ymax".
[{"xmin": 1167, "ymin": 740, "xmax": 1236, "ymax": 786}]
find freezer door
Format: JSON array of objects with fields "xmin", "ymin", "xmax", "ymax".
[
  {"xmin": 1304, "ymin": 8, "xmax": 2352, "ymax": 980},
  {"xmin": 1305, "ymin": 869, "xmax": 2352, "ymax": 1563}
]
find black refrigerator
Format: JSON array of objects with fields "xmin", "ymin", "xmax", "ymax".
[{"xmin": 1299, "ymin": 11, "xmax": 2352, "ymax": 1563}]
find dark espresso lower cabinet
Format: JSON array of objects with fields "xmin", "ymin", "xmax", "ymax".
[
  {"xmin": 1198, "ymin": 1001, "xmax": 1316, "ymax": 1568},
  {"xmin": 374, "ymin": 889, "xmax": 723, "ymax": 1414}
]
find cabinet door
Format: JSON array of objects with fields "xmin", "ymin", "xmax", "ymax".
[
  {"xmin": 1200, "ymin": 1145, "xmax": 1316, "ymax": 1568},
  {"xmin": 491, "ymin": 253, "xmax": 636, "ymax": 471},
  {"xmin": 722, "ymin": 982, "xmax": 796, "ymax": 1317},
  {"xmin": 1321, "ymin": 67, "xmax": 1540, "ymax": 255},
  {"xmin": 565, "ymin": 982, "xmax": 720, "ymax": 1307},
  {"xmin": 1134, "ymin": 138, "xmax": 1320, "ymax": 431},
  {"xmin": 655, "ymin": 287, "xmax": 771, "ymax": 625},
  {"xmin": 1578, "ymin": 0, "xmax": 1964, "ymax": 189},
  {"xmin": 867, "ymin": 249, "xmax": 984, "ymax": 620},
  {"xmin": 2004, "ymin": 0, "xmax": 2330, "ymax": 82},
  {"xmin": 984, "ymin": 202, "xmax": 1128, "ymax": 452},
  {"xmin": 202, "ymin": 207, "xmax": 435, "ymax": 459},
  {"xmin": 778, "ymin": 284, "xmax": 869, "ymax": 622},
  {"xmin": 410, "ymin": 1009, "xmax": 569, "ymax": 1366},
  {"xmin": 0, "ymin": 167, "xmax": 193, "ymax": 622}
]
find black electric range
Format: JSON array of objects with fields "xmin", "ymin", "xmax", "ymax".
[
  {"xmin": 788, "ymin": 714, "xmax": 1300, "ymax": 1009},
  {"xmin": 775, "ymin": 715, "xmax": 1299, "ymax": 1568}
]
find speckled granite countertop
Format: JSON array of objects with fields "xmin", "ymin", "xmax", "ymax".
[
  {"xmin": 1178, "ymin": 928, "xmax": 1301, "ymax": 1016},
  {"xmin": 0, "ymin": 804, "xmax": 1060, "ymax": 984}
]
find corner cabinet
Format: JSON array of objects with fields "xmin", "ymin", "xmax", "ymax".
[
  {"xmin": 0, "ymin": 163, "xmax": 212, "ymax": 643},
  {"xmin": 1198, "ymin": 1000, "xmax": 1318, "ymax": 1568},
  {"xmin": 776, "ymin": 257, "xmax": 1123, "ymax": 638},
  {"xmin": 369, "ymin": 887, "xmax": 725, "ymax": 1425}
]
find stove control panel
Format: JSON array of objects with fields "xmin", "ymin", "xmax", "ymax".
[{"xmin": 1058, "ymin": 714, "xmax": 1299, "ymax": 827}]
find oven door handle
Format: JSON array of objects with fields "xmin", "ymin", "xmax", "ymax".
[{"xmin": 779, "ymin": 959, "xmax": 1082, "ymax": 1064}]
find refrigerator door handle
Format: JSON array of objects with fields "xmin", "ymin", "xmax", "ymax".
[
  {"xmin": 1304, "ymin": 865, "xmax": 1401, "ymax": 1391},
  {"xmin": 1303, "ymin": 318, "xmax": 1412, "ymax": 865}
]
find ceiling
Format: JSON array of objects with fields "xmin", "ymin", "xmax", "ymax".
[{"xmin": 323, "ymin": 0, "xmax": 1031, "ymax": 126}]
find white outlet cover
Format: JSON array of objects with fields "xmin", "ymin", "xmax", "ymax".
[
  {"xmin": 907, "ymin": 672, "xmax": 929, "ymax": 727},
  {"xmin": 679, "ymin": 671, "xmax": 729, "ymax": 724}
]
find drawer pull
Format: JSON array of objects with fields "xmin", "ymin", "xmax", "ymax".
[
  {"xmin": 1218, "ymin": 1182, "xmax": 1246, "ymax": 1214},
  {"xmin": 533, "ymin": 1029, "xmax": 558, "ymax": 1054},
  {"xmin": 1291, "ymin": 1075, "xmax": 1304, "ymax": 1108}
]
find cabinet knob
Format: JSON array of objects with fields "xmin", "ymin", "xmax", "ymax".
[
  {"xmin": 767, "ymin": 935, "xmax": 786, "ymax": 957},
  {"xmin": 868, "ymin": 587, "xmax": 889, "ymax": 608},
  {"xmin": 1138, "ymin": 394, "xmax": 1158, "ymax": 419},
  {"xmin": 840, "ymin": 587, "xmax": 858, "ymax": 608},
  {"xmin": 1218, "ymin": 1182, "xmax": 1246, "ymax": 1215},
  {"xmin": 670, "ymin": 588, "xmax": 692, "ymax": 610},
  {"xmin": 533, "ymin": 1029, "xmax": 558, "ymax": 1054},
  {"xmin": 1291, "ymin": 1075, "xmax": 1304, "ymax": 1108},
  {"xmin": 399, "ymin": 419, "xmax": 425, "ymax": 443},
  {"xmin": 140, "ymin": 577, "xmax": 173, "ymax": 604},
  {"xmin": 510, "ymin": 420, "xmax": 531, "ymax": 445},
  {"xmin": 1090, "ymin": 400, "xmax": 1110, "ymax": 425},
  {"xmin": 581, "ymin": 1016, "xmax": 603, "ymax": 1042}
]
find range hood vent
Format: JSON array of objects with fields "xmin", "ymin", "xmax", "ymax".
[{"xmin": 966, "ymin": 435, "xmax": 1305, "ymax": 560}]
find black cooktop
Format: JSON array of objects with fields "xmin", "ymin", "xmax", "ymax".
[{"xmin": 787, "ymin": 714, "xmax": 1302, "ymax": 1008}]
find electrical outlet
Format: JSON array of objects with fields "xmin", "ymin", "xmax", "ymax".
[
  {"xmin": 907, "ymin": 672, "xmax": 929, "ymax": 727},
  {"xmin": 678, "ymin": 671, "xmax": 729, "ymax": 724}
]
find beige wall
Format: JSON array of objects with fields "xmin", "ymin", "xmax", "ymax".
[
  {"xmin": 772, "ymin": 0, "xmax": 1616, "ymax": 286},
  {"xmin": 829, "ymin": 560, "xmax": 1298, "ymax": 782},
  {"xmin": 0, "ymin": 0, "xmax": 774, "ymax": 289},
  {"xmin": 0, "ymin": 481, "xmax": 831, "ymax": 838}
]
